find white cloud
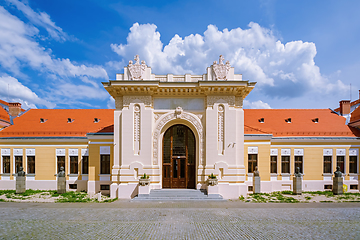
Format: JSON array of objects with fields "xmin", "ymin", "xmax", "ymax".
[
  {"xmin": 107, "ymin": 96, "xmax": 115, "ymax": 109},
  {"xmin": 5, "ymin": 0, "xmax": 69, "ymax": 41},
  {"xmin": 110, "ymin": 22, "xmax": 349, "ymax": 100},
  {"xmin": 0, "ymin": 75, "xmax": 54, "ymax": 109},
  {"xmin": 0, "ymin": 5, "xmax": 110, "ymax": 108},
  {"xmin": 244, "ymin": 100, "xmax": 271, "ymax": 109},
  {"xmin": 0, "ymin": 6, "xmax": 108, "ymax": 79}
]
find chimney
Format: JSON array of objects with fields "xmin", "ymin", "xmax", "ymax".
[
  {"xmin": 339, "ymin": 100, "xmax": 350, "ymax": 116},
  {"xmin": 8, "ymin": 102, "xmax": 22, "ymax": 117},
  {"xmin": 358, "ymin": 90, "xmax": 360, "ymax": 100}
]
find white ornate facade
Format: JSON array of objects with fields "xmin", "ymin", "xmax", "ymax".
[{"xmin": 104, "ymin": 55, "xmax": 255, "ymax": 199}]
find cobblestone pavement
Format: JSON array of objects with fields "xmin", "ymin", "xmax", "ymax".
[{"xmin": 0, "ymin": 201, "xmax": 359, "ymax": 239}]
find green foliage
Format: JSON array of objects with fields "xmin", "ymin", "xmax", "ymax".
[
  {"xmin": 208, "ymin": 173, "xmax": 217, "ymax": 179},
  {"xmin": 56, "ymin": 191, "xmax": 92, "ymax": 203},
  {"xmin": 239, "ymin": 195, "xmax": 245, "ymax": 201},
  {"xmin": 281, "ymin": 191, "xmax": 293, "ymax": 195},
  {"xmin": 305, "ymin": 196, "xmax": 312, "ymax": 200},
  {"xmin": 140, "ymin": 173, "xmax": 149, "ymax": 179},
  {"xmin": 303, "ymin": 191, "xmax": 334, "ymax": 197},
  {"xmin": 102, "ymin": 197, "xmax": 118, "ymax": 203},
  {"xmin": 0, "ymin": 190, "xmax": 16, "ymax": 195}
]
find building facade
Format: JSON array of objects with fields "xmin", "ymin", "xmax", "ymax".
[{"xmin": 0, "ymin": 55, "xmax": 359, "ymax": 199}]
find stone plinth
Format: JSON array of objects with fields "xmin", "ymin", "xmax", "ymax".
[
  {"xmin": 138, "ymin": 184, "xmax": 150, "ymax": 197},
  {"xmin": 293, "ymin": 176, "xmax": 302, "ymax": 195},
  {"xmin": 57, "ymin": 176, "xmax": 66, "ymax": 194},
  {"xmin": 333, "ymin": 177, "xmax": 343, "ymax": 195},
  {"xmin": 16, "ymin": 176, "xmax": 26, "ymax": 194},
  {"xmin": 253, "ymin": 176, "xmax": 261, "ymax": 193}
]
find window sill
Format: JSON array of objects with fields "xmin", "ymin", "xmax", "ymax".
[
  {"xmin": 0, "ymin": 173, "xmax": 11, "ymax": 176},
  {"xmin": 348, "ymin": 173, "xmax": 359, "ymax": 176},
  {"xmin": 322, "ymin": 173, "xmax": 333, "ymax": 176},
  {"xmin": 68, "ymin": 174, "xmax": 79, "ymax": 176}
]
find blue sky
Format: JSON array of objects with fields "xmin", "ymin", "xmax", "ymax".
[{"xmin": 0, "ymin": 0, "xmax": 360, "ymax": 110}]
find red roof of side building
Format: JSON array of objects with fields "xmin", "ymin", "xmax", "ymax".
[
  {"xmin": 244, "ymin": 109, "xmax": 360, "ymax": 137},
  {"xmin": 0, "ymin": 109, "xmax": 114, "ymax": 137},
  {"xmin": 0, "ymin": 106, "xmax": 10, "ymax": 124},
  {"xmin": 350, "ymin": 106, "xmax": 360, "ymax": 127}
]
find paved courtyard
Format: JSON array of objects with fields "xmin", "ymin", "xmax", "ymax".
[{"xmin": 0, "ymin": 201, "xmax": 359, "ymax": 239}]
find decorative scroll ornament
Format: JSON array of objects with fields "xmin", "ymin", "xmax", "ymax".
[
  {"xmin": 175, "ymin": 106, "xmax": 183, "ymax": 118},
  {"xmin": 128, "ymin": 55, "xmax": 146, "ymax": 80},
  {"xmin": 218, "ymin": 105, "xmax": 224, "ymax": 155},
  {"xmin": 212, "ymin": 55, "xmax": 231, "ymax": 80},
  {"xmin": 134, "ymin": 105, "xmax": 141, "ymax": 155}
]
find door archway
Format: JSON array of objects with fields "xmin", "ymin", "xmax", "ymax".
[{"xmin": 162, "ymin": 124, "xmax": 196, "ymax": 188}]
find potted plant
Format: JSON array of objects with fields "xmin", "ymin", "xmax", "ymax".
[
  {"xmin": 207, "ymin": 173, "xmax": 218, "ymax": 186},
  {"xmin": 139, "ymin": 173, "xmax": 150, "ymax": 186}
]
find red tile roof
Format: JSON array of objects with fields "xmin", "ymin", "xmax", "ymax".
[
  {"xmin": 350, "ymin": 106, "xmax": 360, "ymax": 126},
  {"xmin": 1, "ymin": 108, "xmax": 359, "ymax": 138},
  {"xmin": 0, "ymin": 109, "xmax": 114, "ymax": 137},
  {"xmin": 0, "ymin": 106, "xmax": 10, "ymax": 123},
  {"xmin": 244, "ymin": 109, "xmax": 360, "ymax": 137}
]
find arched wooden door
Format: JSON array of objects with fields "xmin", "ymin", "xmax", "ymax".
[{"xmin": 162, "ymin": 124, "xmax": 196, "ymax": 188}]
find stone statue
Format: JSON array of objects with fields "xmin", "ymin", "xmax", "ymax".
[
  {"xmin": 58, "ymin": 166, "xmax": 65, "ymax": 177},
  {"xmin": 294, "ymin": 167, "xmax": 302, "ymax": 177},
  {"xmin": 17, "ymin": 166, "xmax": 25, "ymax": 176},
  {"xmin": 254, "ymin": 166, "xmax": 260, "ymax": 177},
  {"xmin": 334, "ymin": 166, "xmax": 342, "ymax": 177}
]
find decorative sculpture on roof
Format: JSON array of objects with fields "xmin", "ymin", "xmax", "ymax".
[
  {"xmin": 212, "ymin": 55, "xmax": 231, "ymax": 80},
  {"xmin": 128, "ymin": 55, "xmax": 146, "ymax": 80}
]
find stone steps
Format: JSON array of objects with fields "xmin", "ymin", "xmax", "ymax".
[{"xmin": 133, "ymin": 189, "xmax": 224, "ymax": 201}]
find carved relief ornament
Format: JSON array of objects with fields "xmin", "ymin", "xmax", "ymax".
[
  {"xmin": 153, "ymin": 111, "xmax": 204, "ymax": 165},
  {"xmin": 128, "ymin": 55, "xmax": 147, "ymax": 80},
  {"xmin": 212, "ymin": 55, "xmax": 231, "ymax": 80},
  {"xmin": 122, "ymin": 96, "xmax": 152, "ymax": 107}
]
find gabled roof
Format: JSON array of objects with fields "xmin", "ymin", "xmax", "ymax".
[
  {"xmin": 0, "ymin": 109, "xmax": 114, "ymax": 137},
  {"xmin": 349, "ymin": 106, "xmax": 360, "ymax": 128},
  {"xmin": 244, "ymin": 109, "xmax": 360, "ymax": 137},
  {"xmin": 0, "ymin": 106, "xmax": 10, "ymax": 124}
]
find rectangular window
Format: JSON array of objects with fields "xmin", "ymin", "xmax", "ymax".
[
  {"xmin": 281, "ymin": 156, "xmax": 290, "ymax": 174},
  {"xmin": 270, "ymin": 156, "xmax": 277, "ymax": 173},
  {"xmin": 57, "ymin": 156, "xmax": 65, "ymax": 173},
  {"xmin": 82, "ymin": 156, "xmax": 89, "ymax": 174},
  {"xmin": 27, "ymin": 156, "xmax": 35, "ymax": 174},
  {"xmin": 2, "ymin": 156, "xmax": 10, "ymax": 174},
  {"xmin": 294, "ymin": 156, "xmax": 303, "ymax": 174},
  {"xmin": 323, "ymin": 156, "xmax": 332, "ymax": 174},
  {"xmin": 100, "ymin": 154, "xmax": 110, "ymax": 174},
  {"xmin": 349, "ymin": 156, "xmax": 357, "ymax": 174},
  {"xmin": 15, "ymin": 156, "xmax": 23, "ymax": 173},
  {"xmin": 248, "ymin": 154, "xmax": 258, "ymax": 173},
  {"xmin": 336, "ymin": 156, "xmax": 345, "ymax": 173},
  {"xmin": 100, "ymin": 185, "xmax": 110, "ymax": 190},
  {"xmin": 70, "ymin": 156, "xmax": 78, "ymax": 174}
]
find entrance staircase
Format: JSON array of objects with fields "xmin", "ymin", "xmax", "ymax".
[{"xmin": 133, "ymin": 189, "xmax": 223, "ymax": 201}]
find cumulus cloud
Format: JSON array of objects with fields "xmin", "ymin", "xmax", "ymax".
[
  {"xmin": 244, "ymin": 100, "xmax": 272, "ymax": 109},
  {"xmin": 0, "ymin": 5, "xmax": 109, "ymax": 108},
  {"xmin": 110, "ymin": 22, "xmax": 349, "ymax": 103},
  {"xmin": 5, "ymin": 0, "xmax": 69, "ymax": 41},
  {"xmin": 0, "ymin": 75, "xmax": 54, "ymax": 109}
]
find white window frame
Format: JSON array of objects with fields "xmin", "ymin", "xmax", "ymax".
[
  {"xmin": 99, "ymin": 146, "xmax": 111, "ymax": 180},
  {"xmin": 68, "ymin": 149, "xmax": 79, "ymax": 175},
  {"xmin": 336, "ymin": 148, "xmax": 346, "ymax": 174},
  {"xmin": 1, "ymin": 148, "xmax": 10, "ymax": 175},
  {"xmin": 25, "ymin": 148, "xmax": 35, "ymax": 175},
  {"xmin": 13, "ymin": 148, "xmax": 23, "ymax": 174},
  {"xmin": 323, "ymin": 149, "xmax": 333, "ymax": 174},
  {"xmin": 56, "ymin": 148, "xmax": 66, "ymax": 174},
  {"xmin": 349, "ymin": 149, "xmax": 358, "ymax": 174},
  {"xmin": 294, "ymin": 149, "xmax": 304, "ymax": 174}
]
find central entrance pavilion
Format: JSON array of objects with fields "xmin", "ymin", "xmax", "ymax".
[{"xmin": 103, "ymin": 55, "xmax": 255, "ymax": 199}]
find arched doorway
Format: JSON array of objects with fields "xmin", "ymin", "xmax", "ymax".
[{"xmin": 162, "ymin": 124, "xmax": 196, "ymax": 188}]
